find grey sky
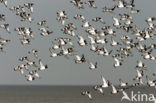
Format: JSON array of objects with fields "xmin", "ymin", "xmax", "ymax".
[{"xmin": 0, "ymin": 0, "xmax": 156, "ymax": 85}]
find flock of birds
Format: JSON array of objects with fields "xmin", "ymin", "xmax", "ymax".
[{"xmin": 1, "ymin": 0, "xmax": 156, "ymax": 101}]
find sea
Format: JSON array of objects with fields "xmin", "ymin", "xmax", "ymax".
[{"xmin": 0, "ymin": 86, "xmax": 155, "ymax": 103}]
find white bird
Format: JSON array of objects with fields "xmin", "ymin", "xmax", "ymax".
[
  {"xmin": 0, "ymin": 37, "xmax": 11, "ymax": 44},
  {"xmin": 81, "ymin": 91, "xmax": 92, "ymax": 100},
  {"xmin": 107, "ymin": 27, "xmax": 116, "ymax": 35},
  {"xmin": 77, "ymin": 35, "xmax": 87, "ymax": 46},
  {"xmin": 119, "ymin": 79, "xmax": 128, "ymax": 87},
  {"xmin": 70, "ymin": 0, "xmax": 84, "ymax": 9},
  {"xmin": 88, "ymin": 35, "xmax": 95, "ymax": 44},
  {"xmin": 85, "ymin": 0, "xmax": 97, "ymax": 8},
  {"xmin": 20, "ymin": 37, "xmax": 31, "ymax": 45},
  {"xmin": 99, "ymin": 31, "xmax": 105, "ymax": 36},
  {"xmin": 14, "ymin": 64, "xmax": 28, "ymax": 75},
  {"xmin": 86, "ymin": 26, "xmax": 98, "ymax": 36},
  {"xmin": 110, "ymin": 83, "xmax": 118, "ymax": 94},
  {"xmin": 39, "ymin": 28, "xmax": 53, "ymax": 36},
  {"xmin": 0, "ymin": 0, "xmax": 7, "ymax": 7},
  {"xmin": 94, "ymin": 85, "xmax": 103, "ymax": 94},
  {"xmin": 68, "ymin": 30, "xmax": 76, "ymax": 36},
  {"xmin": 26, "ymin": 60, "xmax": 37, "ymax": 67},
  {"xmin": 37, "ymin": 20, "xmax": 49, "ymax": 28},
  {"xmin": 111, "ymin": 37, "xmax": 120, "ymax": 46},
  {"xmin": 88, "ymin": 62, "xmax": 97, "ymax": 70},
  {"xmin": 96, "ymin": 36, "xmax": 107, "ymax": 44},
  {"xmin": 146, "ymin": 75, "xmax": 155, "ymax": 87},
  {"xmin": 90, "ymin": 44, "xmax": 96, "ymax": 52},
  {"xmin": 97, "ymin": 48, "xmax": 104, "ymax": 55},
  {"xmin": 103, "ymin": 5, "xmax": 116, "ymax": 13},
  {"xmin": 34, "ymin": 72, "xmax": 40, "ymax": 78},
  {"xmin": 82, "ymin": 21, "xmax": 90, "ymax": 28},
  {"xmin": 24, "ymin": 3, "xmax": 34, "ymax": 13},
  {"xmin": 39, "ymin": 28, "xmax": 46, "ymax": 33},
  {"xmin": 119, "ymin": 13, "xmax": 132, "ymax": 21},
  {"xmin": 56, "ymin": 17, "xmax": 66, "ymax": 25},
  {"xmin": 136, "ymin": 60, "xmax": 146, "ymax": 68},
  {"xmin": 131, "ymin": 8, "xmax": 140, "ymax": 14},
  {"xmin": 125, "ymin": 19, "xmax": 133, "ymax": 25},
  {"xmin": 92, "ymin": 17, "xmax": 105, "ymax": 23},
  {"xmin": 133, "ymin": 69, "xmax": 143, "ymax": 80},
  {"xmin": 114, "ymin": 58, "xmax": 122, "ymax": 68},
  {"xmin": 103, "ymin": 47, "xmax": 112, "ymax": 56},
  {"xmin": 19, "ymin": 56, "xmax": 29, "ymax": 62},
  {"xmin": 74, "ymin": 54, "xmax": 81, "ymax": 63},
  {"xmin": 61, "ymin": 46, "xmax": 69, "ymax": 55},
  {"xmin": 74, "ymin": 14, "xmax": 86, "ymax": 21},
  {"xmin": 101, "ymin": 75, "xmax": 109, "ymax": 88},
  {"xmin": 117, "ymin": 0, "xmax": 124, "ymax": 8},
  {"xmin": 113, "ymin": 17, "xmax": 120, "ymax": 27},
  {"xmin": 49, "ymin": 48, "xmax": 57, "ymax": 57},
  {"xmin": 57, "ymin": 10, "xmax": 67, "ymax": 18},
  {"xmin": 38, "ymin": 59, "xmax": 48, "ymax": 71},
  {"xmin": 74, "ymin": 54, "xmax": 86, "ymax": 64},
  {"xmin": 29, "ymin": 70, "xmax": 40, "ymax": 79},
  {"xmin": 146, "ymin": 17, "xmax": 156, "ymax": 22},
  {"xmin": 28, "ymin": 49, "xmax": 38, "ymax": 58},
  {"xmin": 56, "ymin": 38, "xmax": 65, "ymax": 46},
  {"xmin": 0, "ymin": 24, "xmax": 10, "ymax": 33},
  {"xmin": 25, "ymin": 74, "xmax": 35, "ymax": 82},
  {"xmin": 0, "ymin": 14, "xmax": 5, "ymax": 21}
]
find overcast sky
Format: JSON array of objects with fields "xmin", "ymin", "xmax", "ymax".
[{"xmin": 0, "ymin": 0, "xmax": 156, "ymax": 85}]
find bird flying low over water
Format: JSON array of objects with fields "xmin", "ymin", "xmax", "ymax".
[
  {"xmin": 94, "ymin": 85, "xmax": 104, "ymax": 94},
  {"xmin": 81, "ymin": 91, "xmax": 92, "ymax": 100}
]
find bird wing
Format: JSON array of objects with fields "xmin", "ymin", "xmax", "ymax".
[
  {"xmin": 101, "ymin": 76, "xmax": 108, "ymax": 87},
  {"xmin": 39, "ymin": 59, "xmax": 44, "ymax": 67},
  {"xmin": 113, "ymin": 17, "xmax": 118, "ymax": 23},
  {"xmin": 118, "ymin": 1, "xmax": 124, "ymax": 8},
  {"xmin": 136, "ymin": 69, "xmax": 142, "ymax": 77},
  {"xmin": 88, "ymin": 94, "xmax": 92, "ymax": 99},
  {"xmin": 114, "ymin": 58, "xmax": 120, "ymax": 65},
  {"xmin": 111, "ymin": 84, "xmax": 117, "ymax": 93},
  {"xmin": 89, "ymin": 62, "xmax": 95, "ymax": 69},
  {"xmin": 138, "ymin": 60, "xmax": 143, "ymax": 67},
  {"xmin": 75, "ymin": 55, "xmax": 81, "ymax": 61}
]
